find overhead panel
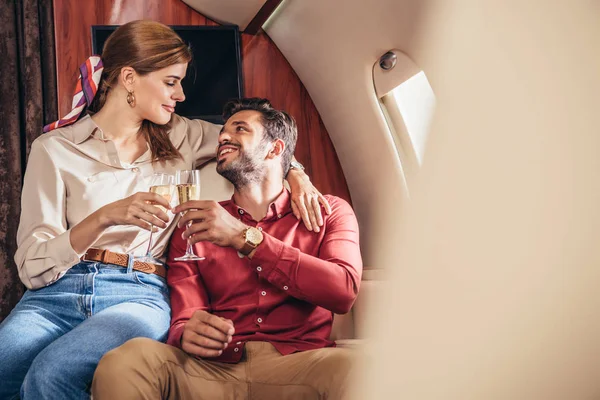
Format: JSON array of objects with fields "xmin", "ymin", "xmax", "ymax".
[{"xmin": 181, "ymin": 0, "xmax": 267, "ymax": 30}]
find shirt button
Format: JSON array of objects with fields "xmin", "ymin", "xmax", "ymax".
[
  {"xmin": 234, "ymin": 348, "xmax": 239, "ymax": 352},
  {"xmin": 257, "ymin": 317, "xmax": 263, "ymax": 323},
  {"xmin": 239, "ymin": 209, "xmax": 244, "ymax": 215},
  {"xmin": 283, "ymin": 286, "xmax": 289, "ymax": 291},
  {"xmin": 261, "ymin": 291, "xmax": 267, "ymax": 296},
  {"xmin": 236, "ymin": 341, "xmax": 242, "ymax": 345},
  {"xmin": 256, "ymin": 266, "xmax": 262, "ymax": 272},
  {"xmin": 277, "ymin": 213, "xmax": 282, "ymax": 218},
  {"xmin": 258, "ymin": 227, "xmax": 263, "ymax": 231}
]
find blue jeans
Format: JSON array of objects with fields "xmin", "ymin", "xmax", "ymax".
[{"xmin": 0, "ymin": 260, "xmax": 171, "ymax": 400}]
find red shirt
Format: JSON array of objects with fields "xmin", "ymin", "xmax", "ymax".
[{"xmin": 166, "ymin": 189, "xmax": 362, "ymax": 363}]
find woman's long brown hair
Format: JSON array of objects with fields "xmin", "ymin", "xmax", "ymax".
[{"xmin": 89, "ymin": 20, "xmax": 192, "ymax": 162}]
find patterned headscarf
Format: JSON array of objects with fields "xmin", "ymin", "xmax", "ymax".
[{"xmin": 43, "ymin": 56, "xmax": 103, "ymax": 133}]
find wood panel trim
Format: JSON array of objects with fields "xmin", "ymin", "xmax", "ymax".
[{"xmin": 244, "ymin": 0, "xmax": 283, "ymax": 35}]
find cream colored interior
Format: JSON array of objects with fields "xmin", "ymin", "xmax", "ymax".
[
  {"xmin": 373, "ymin": 49, "xmax": 422, "ymax": 99},
  {"xmin": 374, "ymin": 50, "xmax": 429, "ymax": 189},
  {"xmin": 180, "ymin": 0, "xmax": 267, "ymax": 30},
  {"xmin": 359, "ymin": 1, "xmax": 600, "ymax": 399},
  {"xmin": 265, "ymin": 0, "xmax": 419, "ymax": 274}
]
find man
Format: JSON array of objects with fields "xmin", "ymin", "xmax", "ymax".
[{"xmin": 92, "ymin": 98, "xmax": 362, "ymax": 399}]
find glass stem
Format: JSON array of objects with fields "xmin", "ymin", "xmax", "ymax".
[
  {"xmin": 145, "ymin": 224, "xmax": 154, "ymax": 257},
  {"xmin": 186, "ymin": 221, "xmax": 194, "ymax": 255}
]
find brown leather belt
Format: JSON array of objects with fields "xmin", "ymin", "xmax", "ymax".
[{"xmin": 82, "ymin": 248, "xmax": 166, "ymax": 279}]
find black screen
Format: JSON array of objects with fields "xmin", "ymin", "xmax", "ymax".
[{"xmin": 92, "ymin": 25, "xmax": 243, "ymax": 124}]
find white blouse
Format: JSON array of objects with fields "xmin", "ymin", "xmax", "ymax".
[{"xmin": 15, "ymin": 114, "xmax": 221, "ymax": 289}]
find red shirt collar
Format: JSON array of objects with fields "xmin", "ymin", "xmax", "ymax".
[{"xmin": 223, "ymin": 188, "xmax": 292, "ymax": 222}]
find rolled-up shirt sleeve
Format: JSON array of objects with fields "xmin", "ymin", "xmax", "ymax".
[{"xmin": 14, "ymin": 139, "xmax": 82, "ymax": 289}]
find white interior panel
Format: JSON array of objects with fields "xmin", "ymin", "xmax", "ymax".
[
  {"xmin": 181, "ymin": 0, "xmax": 266, "ymax": 30},
  {"xmin": 265, "ymin": 0, "xmax": 426, "ymax": 270},
  {"xmin": 357, "ymin": 1, "xmax": 600, "ymax": 398}
]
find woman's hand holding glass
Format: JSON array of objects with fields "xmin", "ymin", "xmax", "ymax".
[
  {"xmin": 137, "ymin": 173, "xmax": 176, "ymax": 263},
  {"xmin": 96, "ymin": 189, "xmax": 171, "ymax": 231}
]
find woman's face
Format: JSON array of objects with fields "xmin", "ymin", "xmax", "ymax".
[{"xmin": 133, "ymin": 63, "xmax": 188, "ymax": 125}]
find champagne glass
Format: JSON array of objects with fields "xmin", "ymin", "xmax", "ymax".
[
  {"xmin": 174, "ymin": 170, "xmax": 205, "ymax": 261},
  {"xmin": 137, "ymin": 173, "xmax": 175, "ymax": 263}
]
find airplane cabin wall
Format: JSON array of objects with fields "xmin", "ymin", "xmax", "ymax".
[{"xmin": 265, "ymin": 0, "xmax": 427, "ymax": 271}]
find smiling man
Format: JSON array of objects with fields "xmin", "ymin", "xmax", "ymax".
[{"xmin": 92, "ymin": 98, "xmax": 363, "ymax": 400}]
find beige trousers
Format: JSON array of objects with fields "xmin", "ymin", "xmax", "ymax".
[{"xmin": 92, "ymin": 338, "xmax": 356, "ymax": 399}]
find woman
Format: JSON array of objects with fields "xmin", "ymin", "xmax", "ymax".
[{"xmin": 0, "ymin": 20, "xmax": 329, "ymax": 399}]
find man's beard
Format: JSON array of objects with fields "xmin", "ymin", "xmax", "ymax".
[{"xmin": 217, "ymin": 146, "xmax": 266, "ymax": 190}]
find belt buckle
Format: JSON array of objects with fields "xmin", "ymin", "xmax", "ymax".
[
  {"xmin": 99, "ymin": 249, "xmax": 111, "ymax": 264},
  {"xmin": 82, "ymin": 248, "xmax": 106, "ymax": 263},
  {"xmin": 135, "ymin": 261, "xmax": 157, "ymax": 275}
]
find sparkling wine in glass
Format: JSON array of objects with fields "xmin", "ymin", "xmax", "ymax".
[
  {"xmin": 137, "ymin": 173, "xmax": 175, "ymax": 263},
  {"xmin": 175, "ymin": 170, "xmax": 205, "ymax": 261}
]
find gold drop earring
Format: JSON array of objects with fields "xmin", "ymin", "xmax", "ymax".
[{"xmin": 126, "ymin": 90, "xmax": 136, "ymax": 107}]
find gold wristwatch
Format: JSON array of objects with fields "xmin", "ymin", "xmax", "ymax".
[{"xmin": 240, "ymin": 226, "xmax": 264, "ymax": 255}]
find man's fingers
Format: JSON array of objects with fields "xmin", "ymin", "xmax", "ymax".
[
  {"xmin": 183, "ymin": 311, "xmax": 235, "ymax": 358},
  {"xmin": 181, "ymin": 221, "xmax": 210, "ymax": 240},
  {"xmin": 194, "ymin": 322, "xmax": 231, "ymax": 344},
  {"xmin": 173, "ymin": 200, "xmax": 213, "ymax": 214},
  {"xmin": 178, "ymin": 210, "xmax": 208, "ymax": 228},
  {"xmin": 198, "ymin": 312, "xmax": 235, "ymax": 336},
  {"xmin": 183, "ymin": 227, "xmax": 218, "ymax": 246},
  {"xmin": 188, "ymin": 332, "xmax": 229, "ymax": 350},
  {"xmin": 182, "ymin": 341, "xmax": 223, "ymax": 358}
]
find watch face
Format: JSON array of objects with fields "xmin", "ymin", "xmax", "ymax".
[{"xmin": 246, "ymin": 227, "xmax": 263, "ymax": 246}]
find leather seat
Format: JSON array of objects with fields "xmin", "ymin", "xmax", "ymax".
[{"xmin": 330, "ymin": 269, "xmax": 382, "ymax": 347}]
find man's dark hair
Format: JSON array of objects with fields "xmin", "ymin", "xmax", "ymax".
[{"xmin": 222, "ymin": 98, "xmax": 298, "ymax": 176}]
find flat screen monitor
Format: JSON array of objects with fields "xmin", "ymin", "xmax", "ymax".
[{"xmin": 92, "ymin": 25, "xmax": 243, "ymax": 124}]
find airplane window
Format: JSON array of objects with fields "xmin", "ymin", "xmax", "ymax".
[
  {"xmin": 374, "ymin": 50, "xmax": 435, "ymax": 187},
  {"xmin": 387, "ymin": 71, "xmax": 435, "ymax": 165}
]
